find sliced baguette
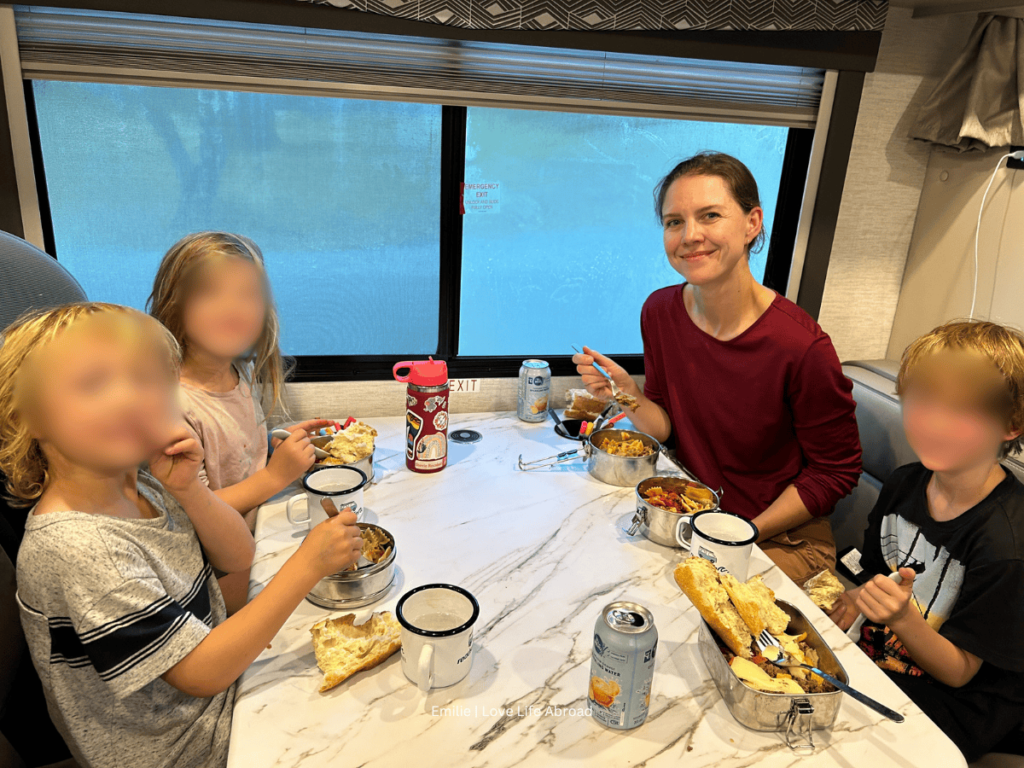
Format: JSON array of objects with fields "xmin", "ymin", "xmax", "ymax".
[
  {"xmin": 674, "ymin": 557, "xmax": 753, "ymax": 658},
  {"xmin": 720, "ymin": 573, "xmax": 789, "ymax": 636}
]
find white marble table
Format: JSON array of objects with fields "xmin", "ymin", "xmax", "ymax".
[{"xmin": 228, "ymin": 413, "xmax": 967, "ymax": 768}]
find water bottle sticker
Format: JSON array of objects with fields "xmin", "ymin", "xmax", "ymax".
[{"xmin": 433, "ymin": 411, "xmax": 449, "ymax": 430}]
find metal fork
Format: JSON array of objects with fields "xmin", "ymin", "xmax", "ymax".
[
  {"xmin": 754, "ymin": 629, "xmax": 905, "ymax": 723},
  {"xmin": 571, "ymin": 345, "xmax": 625, "ymax": 401}
]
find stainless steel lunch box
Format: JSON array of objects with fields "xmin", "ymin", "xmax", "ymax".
[
  {"xmin": 312, "ymin": 435, "xmax": 375, "ymax": 484},
  {"xmin": 306, "ymin": 523, "xmax": 395, "ymax": 609},
  {"xmin": 585, "ymin": 428, "xmax": 661, "ymax": 487},
  {"xmin": 628, "ymin": 476, "xmax": 721, "ymax": 547},
  {"xmin": 698, "ymin": 600, "xmax": 848, "ymax": 752}
]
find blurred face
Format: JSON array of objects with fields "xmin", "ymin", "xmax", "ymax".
[
  {"xmin": 661, "ymin": 174, "xmax": 763, "ymax": 287},
  {"xmin": 21, "ymin": 319, "xmax": 177, "ymax": 474},
  {"xmin": 182, "ymin": 257, "xmax": 266, "ymax": 361},
  {"xmin": 901, "ymin": 351, "xmax": 1019, "ymax": 473}
]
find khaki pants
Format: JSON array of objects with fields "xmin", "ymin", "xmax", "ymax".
[{"xmin": 760, "ymin": 517, "xmax": 836, "ymax": 587}]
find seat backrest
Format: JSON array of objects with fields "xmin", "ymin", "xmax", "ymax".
[
  {"xmin": 0, "ymin": 231, "xmax": 82, "ymax": 765},
  {"xmin": 0, "ymin": 229, "xmax": 86, "ymax": 331},
  {"xmin": 0, "ymin": 548, "xmax": 24, "ymax": 717},
  {"xmin": 0, "ymin": 230, "xmax": 88, "ymax": 565}
]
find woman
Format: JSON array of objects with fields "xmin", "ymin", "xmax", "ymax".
[{"xmin": 575, "ymin": 152, "xmax": 862, "ymax": 585}]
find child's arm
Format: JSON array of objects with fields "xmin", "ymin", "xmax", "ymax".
[
  {"xmin": 214, "ymin": 420, "xmax": 329, "ymax": 513},
  {"xmin": 161, "ymin": 510, "xmax": 362, "ymax": 697},
  {"xmin": 149, "ymin": 427, "xmax": 255, "ymax": 574},
  {"xmin": 855, "ymin": 568, "xmax": 983, "ymax": 688}
]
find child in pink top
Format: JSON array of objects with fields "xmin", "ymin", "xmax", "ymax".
[{"xmin": 149, "ymin": 232, "xmax": 328, "ymax": 610}]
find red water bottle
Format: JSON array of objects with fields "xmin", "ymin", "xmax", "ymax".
[{"xmin": 393, "ymin": 358, "xmax": 449, "ymax": 474}]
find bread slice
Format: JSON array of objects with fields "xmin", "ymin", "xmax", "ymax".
[
  {"xmin": 803, "ymin": 569, "xmax": 845, "ymax": 612},
  {"xmin": 310, "ymin": 611, "xmax": 402, "ymax": 692},
  {"xmin": 720, "ymin": 573, "xmax": 790, "ymax": 636},
  {"xmin": 564, "ymin": 388, "xmax": 607, "ymax": 420},
  {"xmin": 674, "ymin": 557, "xmax": 753, "ymax": 658}
]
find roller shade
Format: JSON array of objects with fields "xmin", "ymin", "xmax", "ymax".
[{"xmin": 14, "ymin": 6, "xmax": 826, "ymax": 128}]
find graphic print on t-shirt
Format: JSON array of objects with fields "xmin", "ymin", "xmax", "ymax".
[{"xmin": 878, "ymin": 512, "xmax": 965, "ymax": 630}]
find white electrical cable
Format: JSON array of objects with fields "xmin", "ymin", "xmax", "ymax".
[{"xmin": 972, "ymin": 152, "xmax": 1016, "ymax": 320}]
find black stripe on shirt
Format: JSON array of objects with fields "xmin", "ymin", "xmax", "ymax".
[{"xmin": 48, "ymin": 563, "xmax": 215, "ymax": 678}]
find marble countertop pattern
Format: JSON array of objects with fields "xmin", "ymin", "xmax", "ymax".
[{"xmin": 228, "ymin": 413, "xmax": 967, "ymax": 768}]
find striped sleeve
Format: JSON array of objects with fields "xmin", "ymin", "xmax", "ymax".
[{"xmin": 60, "ymin": 562, "xmax": 216, "ymax": 699}]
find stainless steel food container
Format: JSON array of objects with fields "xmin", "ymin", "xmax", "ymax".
[
  {"xmin": 585, "ymin": 428, "xmax": 661, "ymax": 487},
  {"xmin": 698, "ymin": 600, "xmax": 848, "ymax": 752},
  {"xmin": 628, "ymin": 476, "xmax": 720, "ymax": 547},
  {"xmin": 306, "ymin": 523, "xmax": 395, "ymax": 609},
  {"xmin": 312, "ymin": 435, "xmax": 374, "ymax": 484}
]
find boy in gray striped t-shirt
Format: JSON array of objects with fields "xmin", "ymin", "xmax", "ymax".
[{"xmin": 2, "ymin": 304, "xmax": 362, "ymax": 768}]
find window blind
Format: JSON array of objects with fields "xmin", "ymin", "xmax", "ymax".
[{"xmin": 14, "ymin": 6, "xmax": 826, "ymax": 128}]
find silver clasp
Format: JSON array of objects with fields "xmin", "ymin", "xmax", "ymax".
[{"xmin": 784, "ymin": 698, "xmax": 815, "ymax": 753}]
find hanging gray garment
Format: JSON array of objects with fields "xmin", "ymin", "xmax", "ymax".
[{"xmin": 910, "ymin": 14, "xmax": 1024, "ymax": 151}]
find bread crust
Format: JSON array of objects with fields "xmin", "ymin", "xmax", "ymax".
[
  {"xmin": 674, "ymin": 558, "xmax": 753, "ymax": 658},
  {"xmin": 803, "ymin": 569, "xmax": 845, "ymax": 612},
  {"xmin": 721, "ymin": 574, "xmax": 790, "ymax": 636},
  {"xmin": 310, "ymin": 611, "xmax": 402, "ymax": 692}
]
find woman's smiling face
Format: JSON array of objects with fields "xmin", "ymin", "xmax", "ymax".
[{"xmin": 660, "ymin": 173, "xmax": 763, "ymax": 287}]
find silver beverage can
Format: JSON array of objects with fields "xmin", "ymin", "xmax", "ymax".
[
  {"xmin": 588, "ymin": 601, "xmax": 657, "ymax": 730},
  {"xmin": 516, "ymin": 359, "xmax": 551, "ymax": 422}
]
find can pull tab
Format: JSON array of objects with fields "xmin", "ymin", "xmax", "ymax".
[{"xmin": 784, "ymin": 699, "xmax": 815, "ymax": 754}]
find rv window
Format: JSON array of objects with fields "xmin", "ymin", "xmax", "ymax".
[
  {"xmin": 458, "ymin": 107, "xmax": 787, "ymax": 356},
  {"xmin": 29, "ymin": 80, "xmax": 442, "ymax": 357},
  {"xmin": 27, "ymin": 80, "xmax": 799, "ymax": 378}
]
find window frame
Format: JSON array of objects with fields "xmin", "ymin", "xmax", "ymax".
[{"xmin": 24, "ymin": 87, "xmax": 814, "ymax": 381}]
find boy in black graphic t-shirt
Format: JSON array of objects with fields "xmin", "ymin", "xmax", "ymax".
[{"xmin": 827, "ymin": 321, "xmax": 1024, "ymax": 762}]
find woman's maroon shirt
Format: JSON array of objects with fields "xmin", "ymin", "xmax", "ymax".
[{"xmin": 641, "ymin": 285, "xmax": 862, "ymax": 521}]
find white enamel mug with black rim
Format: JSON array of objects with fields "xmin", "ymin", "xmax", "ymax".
[
  {"xmin": 396, "ymin": 584, "xmax": 480, "ymax": 691},
  {"xmin": 286, "ymin": 465, "xmax": 368, "ymax": 532},
  {"xmin": 676, "ymin": 509, "xmax": 759, "ymax": 580}
]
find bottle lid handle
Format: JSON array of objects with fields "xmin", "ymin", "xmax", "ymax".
[{"xmin": 393, "ymin": 361, "xmax": 416, "ymax": 382}]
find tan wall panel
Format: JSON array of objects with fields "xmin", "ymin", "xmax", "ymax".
[
  {"xmin": 816, "ymin": 6, "xmax": 973, "ymax": 362},
  {"xmin": 888, "ymin": 148, "xmax": 1024, "ymax": 357},
  {"xmin": 280, "ymin": 374, "xmax": 644, "ymax": 421}
]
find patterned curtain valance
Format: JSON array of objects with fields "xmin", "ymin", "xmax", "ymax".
[{"xmin": 297, "ymin": 0, "xmax": 888, "ymax": 33}]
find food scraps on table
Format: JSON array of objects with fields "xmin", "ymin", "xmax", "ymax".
[{"xmin": 310, "ymin": 612, "xmax": 402, "ymax": 692}]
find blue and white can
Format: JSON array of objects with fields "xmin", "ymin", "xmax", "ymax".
[
  {"xmin": 516, "ymin": 359, "xmax": 551, "ymax": 423},
  {"xmin": 588, "ymin": 601, "xmax": 657, "ymax": 729}
]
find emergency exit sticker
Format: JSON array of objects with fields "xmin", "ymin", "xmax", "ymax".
[{"xmin": 461, "ymin": 182, "xmax": 500, "ymax": 214}]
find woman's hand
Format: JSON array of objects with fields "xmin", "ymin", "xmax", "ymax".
[
  {"xmin": 267, "ymin": 430, "xmax": 316, "ymax": 485},
  {"xmin": 149, "ymin": 424, "xmax": 204, "ymax": 496},
  {"xmin": 298, "ymin": 509, "xmax": 364, "ymax": 579},
  {"xmin": 855, "ymin": 569, "xmax": 917, "ymax": 627},
  {"xmin": 572, "ymin": 346, "xmax": 637, "ymax": 400}
]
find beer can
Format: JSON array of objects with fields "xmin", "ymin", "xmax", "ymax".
[
  {"xmin": 588, "ymin": 601, "xmax": 657, "ymax": 729},
  {"xmin": 516, "ymin": 359, "xmax": 551, "ymax": 423}
]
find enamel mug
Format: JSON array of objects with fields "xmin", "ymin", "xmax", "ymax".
[
  {"xmin": 396, "ymin": 584, "xmax": 479, "ymax": 691},
  {"xmin": 676, "ymin": 510, "xmax": 759, "ymax": 580},
  {"xmin": 286, "ymin": 465, "xmax": 368, "ymax": 532}
]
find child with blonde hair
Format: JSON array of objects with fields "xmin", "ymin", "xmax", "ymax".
[
  {"xmin": 149, "ymin": 232, "xmax": 328, "ymax": 609},
  {"xmin": 828, "ymin": 320, "xmax": 1024, "ymax": 760},
  {"xmin": 2, "ymin": 303, "xmax": 361, "ymax": 768}
]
